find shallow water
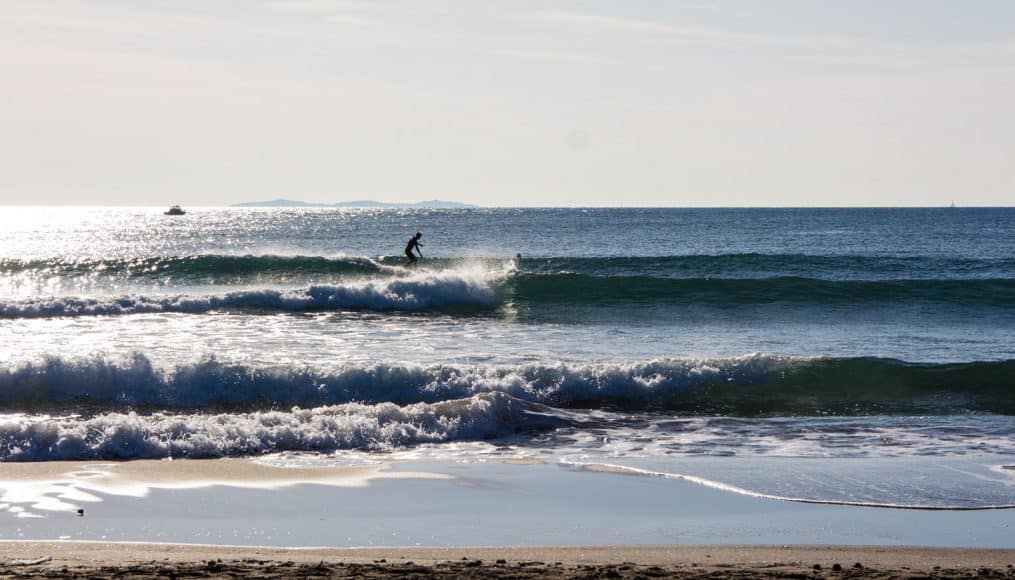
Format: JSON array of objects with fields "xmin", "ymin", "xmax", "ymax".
[{"xmin": 1, "ymin": 460, "xmax": 1012, "ymax": 547}]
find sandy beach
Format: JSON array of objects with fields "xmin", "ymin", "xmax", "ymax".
[
  {"xmin": 1, "ymin": 541, "xmax": 1013, "ymax": 578},
  {"xmin": 4, "ymin": 0, "xmax": 1015, "ymax": 575}
]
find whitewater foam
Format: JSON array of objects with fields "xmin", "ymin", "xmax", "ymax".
[
  {"xmin": 3, "ymin": 403, "xmax": 1010, "ymax": 463},
  {"xmin": 2, "ymin": 353, "xmax": 1012, "ymax": 415},
  {"xmin": 0, "ymin": 393, "xmax": 554, "ymax": 461},
  {"xmin": 0, "ymin": 353, "xmax": 784, "ymax": 410},
  {"xmin": 0, "ymin": 265, "xmax": 501, "ymax": 318}
]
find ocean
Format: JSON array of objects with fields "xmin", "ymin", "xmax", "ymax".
[{"xmin": 1, "ymin": 207, "xmax": 1013, "ymax": 512}]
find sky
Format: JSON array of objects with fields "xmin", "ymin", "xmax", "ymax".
[{"xmin": 1, "ymin": 0, "xmax": 1014, "ymax": 207}]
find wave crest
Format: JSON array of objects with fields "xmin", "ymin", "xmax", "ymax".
[
  {"xmin": 5, "ymin": 253, "xmax": 1014, "ymax": 281},
  {"xmin": 2, "ymin": 354, "xmax": 1011, "ymax": 415},
  {"xmin": 0, "ymin": 393, "xmax": 556, "ymax": 461},
  {"xmin": 3, "ymin": 266, "xmax": 1012, "ymax": 319},
  {"xmin": 0, "ymin": 267, "xmax": 500, "ymax": 318}
]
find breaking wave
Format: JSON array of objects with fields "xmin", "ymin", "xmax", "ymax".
[
  {"xmin": 3, "ymin": 272, "xmax": 1013, "ymax": 319},
  {"xmin": 0, "ymin": 393, "xmax": 565, "ymax": 461},
  {"xmin": 0, "ymin": 267, "xmax": 500, "ymax": 318},
  {"xmin": 1, "ymin": 354, "xmax": 1012, "ymax": 415}
]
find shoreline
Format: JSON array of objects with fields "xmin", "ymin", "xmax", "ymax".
[
  {"xmin": 2, "ymin": 542, "xmax": 1013, "ymax": 578},
  {"xmin": 3, "ymin": 458, "xmax": 1013, "ymax": 549}
]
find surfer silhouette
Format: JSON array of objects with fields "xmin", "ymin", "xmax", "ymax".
[{"xmin": 405, "ymin": 232, "xmax": 423, "ymax": 265}]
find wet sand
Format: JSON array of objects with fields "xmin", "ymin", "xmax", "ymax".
[{"xmin": 1, "ymin": 542, "xmax": 1013, "ymax": 578}]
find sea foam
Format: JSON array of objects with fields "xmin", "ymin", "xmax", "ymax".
[
  {"xmin": 0, "ymin": 265, "xmax": 501, "ymax": 318},
  {"xmin": 0, "ymin": 393, "xmax": 558, "ymax": 461},
  {"xmin": 1, "ymin": 354, "xmax": 1011, "ymax": 415}
]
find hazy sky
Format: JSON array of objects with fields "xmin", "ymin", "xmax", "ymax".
[{"xmin": 2, "ymin": 1, "xmax": 1014, "ymax": 206}]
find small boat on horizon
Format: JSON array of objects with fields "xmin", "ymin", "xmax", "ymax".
[{"xmin": 164, "ymin": 205, "xmax": 186, "ymax": 215}]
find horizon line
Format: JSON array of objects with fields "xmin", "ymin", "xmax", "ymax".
[
  {"xmin": 1, "ymin": 205, "xmax": 1015, "ymax": 212},
  {"xmin": 0, "ymin": 204, "xmax": 1010, "ymax": 209}
]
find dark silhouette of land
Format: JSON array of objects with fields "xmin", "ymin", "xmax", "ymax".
[{"xmin": 232, "ymin": 199, "xmax": 476, "ymax": 208}]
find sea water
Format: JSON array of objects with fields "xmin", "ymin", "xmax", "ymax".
[{"xmin": 0, "ymin": 207, "xmax": 1012, "ymax": 510}]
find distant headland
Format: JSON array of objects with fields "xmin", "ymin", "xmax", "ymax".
[{"xmin": 232, "ymin": 199, "xmax": 476, "ymax": 209}]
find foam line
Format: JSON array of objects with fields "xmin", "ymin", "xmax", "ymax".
[{"xmin": 561, "ymin": 460, "xmax": 1015, "ymax": 511}]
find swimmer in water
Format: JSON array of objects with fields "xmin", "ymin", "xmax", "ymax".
[{"xmin": 405, "ymin": 232, "xmax": 423, "ymax": 265}]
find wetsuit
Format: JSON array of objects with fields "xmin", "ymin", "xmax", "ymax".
[{"xmin": 405, "ymin": 237, "xmax": 421, "ymax": 263}]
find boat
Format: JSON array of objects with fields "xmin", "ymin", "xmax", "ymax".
[{"xmin": 164, "ymin": 205, "xmax": 186, "ymax": 216}]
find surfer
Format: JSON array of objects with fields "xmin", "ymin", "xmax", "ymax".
[{"xmin": 405, "ymin": 232, "xmax": 423, "ymax": 265}]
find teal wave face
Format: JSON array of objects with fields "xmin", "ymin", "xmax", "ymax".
[{"xmin": 503, "ymin": 274, "xmax": 1015, "ymax": 308}]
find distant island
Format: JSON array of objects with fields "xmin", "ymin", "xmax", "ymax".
[{"xmin": 232, "ymin": 199, "xmax": 476, "ymax": 208}]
